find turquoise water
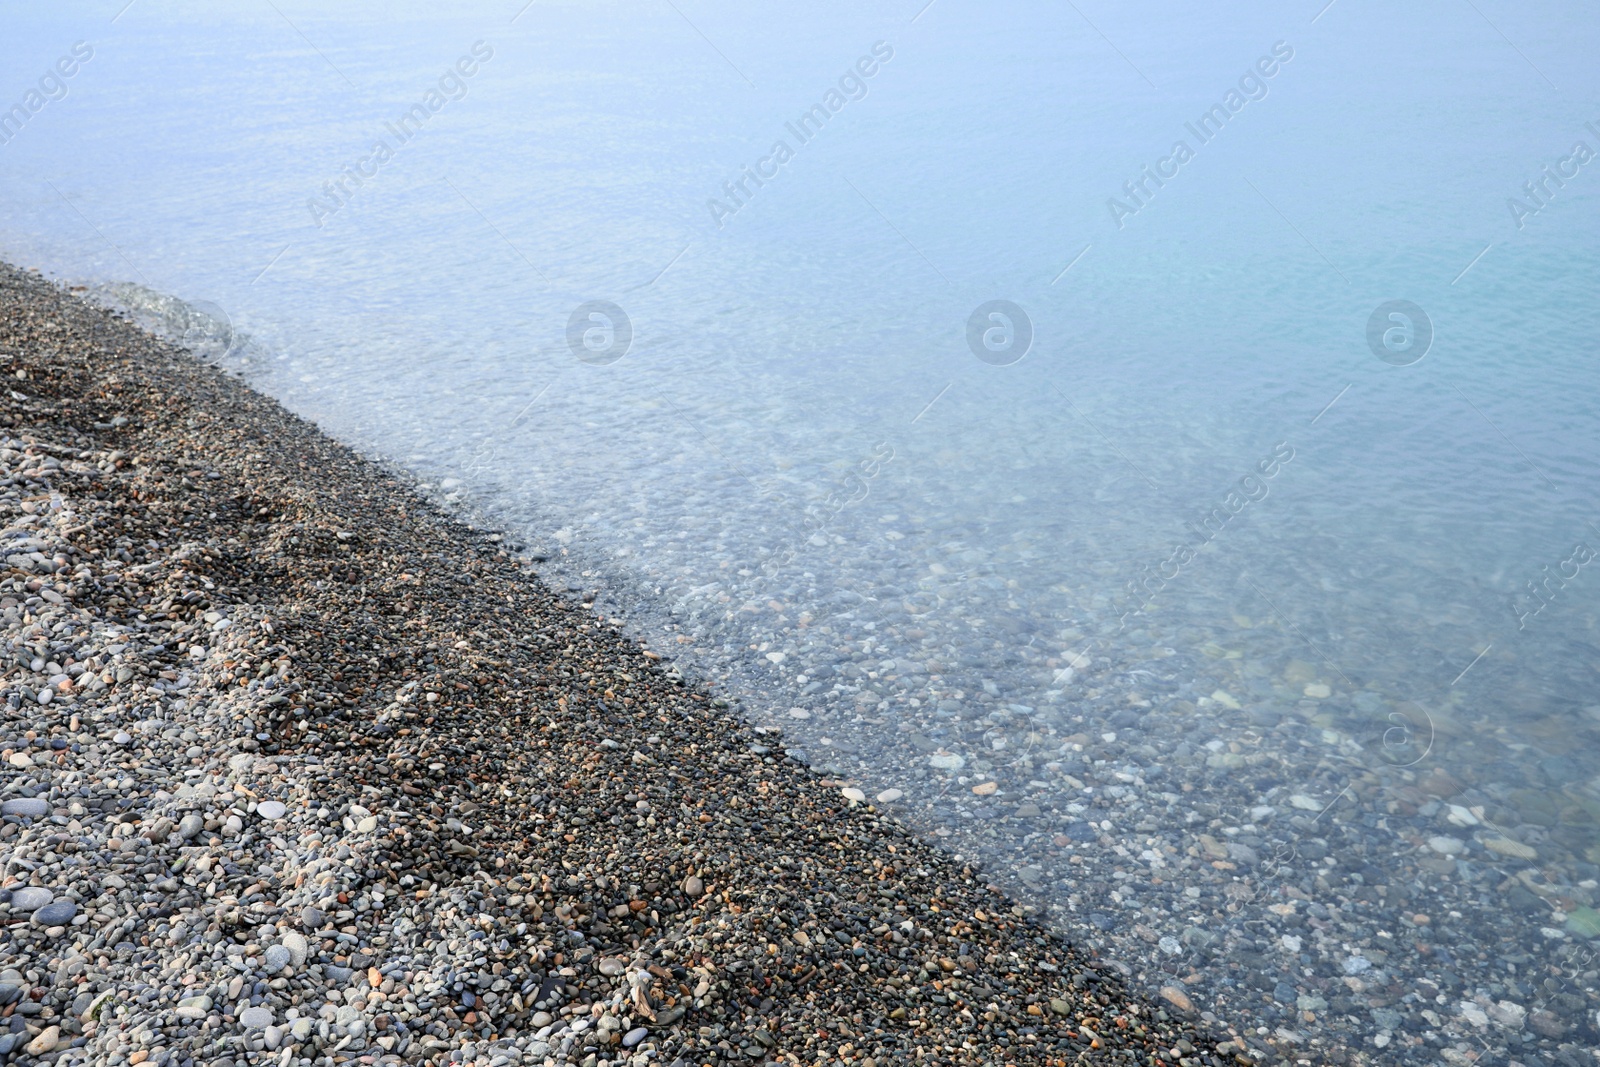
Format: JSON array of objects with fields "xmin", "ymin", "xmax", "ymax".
[{"xmin": 5, "ymin": 2, "xmax": 1600, "ymax": 1059}]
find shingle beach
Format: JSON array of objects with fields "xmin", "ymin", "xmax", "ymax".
[{"xmin": 0, "ymin": 263, "xmax": 1244, "ymax": 1067}]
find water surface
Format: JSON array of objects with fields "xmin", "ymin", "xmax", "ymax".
[{"xmin": 4, "ymin": 2, "xmax": 1600, "ymax": 1061}]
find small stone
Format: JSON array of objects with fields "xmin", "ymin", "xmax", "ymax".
[
  {"xmin": 597, "ymin": 957, "xmax": 625, "ymax": 977},
  {"xmin": 971, "ymin": 781, "xmax": 998, "ymax": 796},
  {"xmin": 240, "ymin": 1006, "xmax": 274, "ymax": 1029},
  {"xmin": 113, "ymin": 731, "xmax": 132, "ymax": 745},
  {"xmin": 25, "ymin": 1025, "xmax": 59, "ymax": 1055},
  {"xmin": 682, "ymin": 875, "xmax": 704, "ymax": 898},
  {"xmin": 0, "ymin": 798, "xmax": 48, "ymax": 817},
  {"xmin": 9, "ymin": 887, "xmax": 52, "ymax": 912},
  {"xmin": 1160, "ymin": 986, "xmax": 1194, "ymax": 1013},
  {"xmin": 876, "ymin": 789, "xmax": 903, "ymax": 803},
  {"xmin": 1303, "ymin": 683, "xmax": 1331, "ymax": 698},
  {"xmin": 1530, "ymin": 1009, "xmax": 1568, "ymax": 1038},
  {"xmin": 622, "ymin": 1026, "xmax": 648, "ymax": 1048},
  {"xmin": 1428, "ymin": 836, "xmax": 1465, "ymax": 855},
  {"xmin": 281, "ymin": 930, "xmax": 309, "ymax": 966},
  {"xmin": 256, "ymin": 800, "xmax": 287, "ymax": 820},
  {"xmin": 841, "ymin": 787, "xmax": 865, "ymax": 803},
  {"xmin": 1565, "ymin": 906, "xmax": 1600, "ymax": 938},
  {"xmin": 301, "ymin": 906, "xmax": 326, "ymax": 929},
  {"xmin": 356, "ymin": 815, "xmax": 378, "ymax": 833},
  {"xmin": 34, "ymin": 900, "xmax": 77, "ymax": 925},
  {"xmin": 263, "ymin": 944, "xmax": 292, "ymax": 972},
  {"xmin": 1483, "ymin": 836, "xmax": 1536, "ymax": 861},
  {"xmin": 1049, "ymin": 998, "xmax": 1070, "ymax": 1015},
  {"xmin": 178, "ymin": 813, "xmax": 204, "ymax": 840}
]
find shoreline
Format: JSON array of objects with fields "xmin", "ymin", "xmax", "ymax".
[{"xmin": 0, "ymin": 263, "xmax": 1230, "ymax": 1066}]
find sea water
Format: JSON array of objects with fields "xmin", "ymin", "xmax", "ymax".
[{"xmin": 4, "ymin": 1, "xmax": 1599, "ymax": 1058}]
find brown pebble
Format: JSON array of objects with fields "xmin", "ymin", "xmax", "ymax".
[{"xmin": 1160, "ymin": 986, "xmax": 1195, "ymax": 1013}]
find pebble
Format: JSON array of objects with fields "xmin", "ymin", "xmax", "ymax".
[
  {"xmin": 1483, "ymin": 836, "xmax": 1537, "ymax": 860},
  {"xmin": 256, "ymin": 799, "xmax": 287, "ymax": 820},
  {"xmin": 1160, "ymin": 986, "xmax": 1194, "ymax": 1013},
  {"xmin": 25, "ymin": 1026, "xmax": 59, "ymax": 1055},
  {"xmin": 33, "ymin": 900, "xmax": 77, "ymax": 926},
  {"xmin": 1428, "ymin": 835, "xmax": 1466, "ymax": 855},
  {"xmin": 622, "ymin": 1026, "xmax": 649, "ymax": 1047},
  {"xmin": 240, "ymin": 1006, "xmax": 274, "ymax": 1028},
  {"xmin": 280, "ymin": 930, "xmax": 309, "ymax": 966},
  {"xmin": 682, "ymin": 875, "xmax": 704, "ymax": 897},
  {"xmin": 840, "ymin": 786, "xmax": 866, "ymax": 803},
  {"xmin": 263, "ymin": 943, "xmax": 292, "ymax": 972},
  {"xmin": 8, "ymin": 887, "xmax": 53, "ymax": 912},
  {"xmin": 875, "ymin": 788, "xmax": 903, "ymax": 803},
  {"xmin": 0, "ymin": 797, "xmax": 48, "ymax": 817}
]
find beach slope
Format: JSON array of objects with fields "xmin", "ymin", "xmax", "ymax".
[{"xmin": 0, "ymin": 263, "xmax": 1226, "ymax": 1066}]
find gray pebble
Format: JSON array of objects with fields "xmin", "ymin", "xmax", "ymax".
[
  {"xmin": 263, "ymin": 944, "xmax": 291, "ymax": 972},
  {"xmin": 33, "ymin": 901, "xmax": 77, "ymax": 926},
  {"xmin": 8, "ymin": 887, "xmax": 52, "ymax": 913},
  {"xmin": 0, "ymin": 798, "xmax": 48, "ymax": 817},
  {"xmin": 239, "ymin": 1006, "xmax": 274, "ymax": 1029},
  {"xmin": 280, "ymin": 930, "xmax": 309, "ymax": 967},
  {"xmin": 622, "ymin": 1026, "xmax": 649, "ymax": 1048}
]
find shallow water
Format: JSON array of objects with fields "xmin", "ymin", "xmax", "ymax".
[{"xmin": 5, "ymin": 1, "xmax": 1600, "ymax": 1059}]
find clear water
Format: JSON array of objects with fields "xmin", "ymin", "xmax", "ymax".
[{"xmin": 5, "ymin": 1, "xmax": 1600, "ymax": 1059}]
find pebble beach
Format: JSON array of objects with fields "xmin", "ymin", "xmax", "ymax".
[{"xmin": 0, "ymin": 262, "xmax": 1252, "ymax": 1067}]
